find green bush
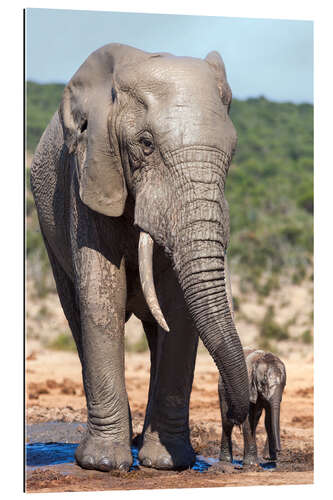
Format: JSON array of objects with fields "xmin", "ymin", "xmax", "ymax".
[
  {"xmin": 26, "ymin": 82, "xmax": 64, "ymax": 152},
  {"xmin": 258, "ymin": 305, "xmax": 290, "ymax": 342},
  {"xmin": 257, "ymin": 274, "xmax": 280, "ymax": 297},
  {"xmin": 125, "ymin": 334, "xmax": 149, "ymax": 353},
  {"xmin": 232, "ymin": 295, "xmax": 240, "ymax": 312},
  {"xmin": 301, "ymin": 329, "xmax": 313, "ymax": 344},
  {"xmin": 49, "ymin": 333, "xmax": 77, "ymax": 351}
]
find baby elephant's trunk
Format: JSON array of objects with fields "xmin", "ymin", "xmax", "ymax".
[{"xmin": 270, "ymin": 400, "xmax": 281, "ymax": 453}]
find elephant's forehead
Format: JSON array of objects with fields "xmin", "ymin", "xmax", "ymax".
[{"xmin": 116, "ymin": 56, "xmax": 218, "ymax": 97}]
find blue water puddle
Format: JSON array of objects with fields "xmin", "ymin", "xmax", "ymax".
[
  {"xmin": 26, "ymin": 443, "xmax": 79, "ymax": 467},
  {"xmin": 260, "ymin": 462, "xmax": 277, "ymax": 470},
  {"xmin": 26, "ymin": 443, "xmax": 276, "ymax": 471}
]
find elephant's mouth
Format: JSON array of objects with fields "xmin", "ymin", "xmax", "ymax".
[{"xmin": 138, "ymin": 231, "xmax": 170, "ymax": 331}]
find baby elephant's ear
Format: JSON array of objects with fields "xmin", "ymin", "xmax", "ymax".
[
  {"xmin": 249, "ymin": 380, "xmax": 258, "ymax": 404},
  {"xmin": 205, "ymin": 51, "xmax": 232, "ymax": 106},
  {"xmin": 248, "ymin": 365, "xmax": 258, "ymax": 404},
  {"xmin": 59, "ymin": 47, "xmax": 127, "ymax": 217}
]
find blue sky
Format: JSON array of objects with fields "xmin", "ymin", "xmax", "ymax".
[{"xmin": 26, "ymin": 8, "xmax": 313, "ymax": 103}]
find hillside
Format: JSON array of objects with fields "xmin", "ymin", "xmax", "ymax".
[{"xmin": 26, "ymin": 82, "xmax": 313, "ymax": 355}]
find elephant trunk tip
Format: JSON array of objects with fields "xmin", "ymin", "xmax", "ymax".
[{"xmin": 226, "ymin": 405, "xmax": 249, "ymax": 426}]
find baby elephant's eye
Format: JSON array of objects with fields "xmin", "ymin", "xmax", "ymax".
[{"xmin": 139, "ymin": 134, "xmax": 154, "ymax": 156}]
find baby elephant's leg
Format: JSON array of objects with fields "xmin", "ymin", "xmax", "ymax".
[
  {"xmin": 220, "ymin": 420, "xmax": 234, "ymax": 462},
  {"xmin": 218, "ymin": 379, "xmax": 234, "ymax": 462},
  {"xmin": 242, "ymin": 403, "xmax": 262, "ymax": 465},
  {"xmin": 263, "ymin": 437, "xmax": 270, "ymax": 459}
]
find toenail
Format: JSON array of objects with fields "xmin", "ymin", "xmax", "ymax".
[
  {"xmin": 158, "ymin": 457, "xmax": 172, "ymax": 468},
  {"xmin": 119, "ymin": 462, "xmax": 130, "ymax": 471},
  {"xmin": 81, "ymin": 455, "xmax": 95, "ymax": 469},
  {"xmin": 141, "ymin": 457, "xmax": 152, "ymax": 467},
  {"xmin": 98, "ymin": 457, "xmax": 113, "ymax": 471}
]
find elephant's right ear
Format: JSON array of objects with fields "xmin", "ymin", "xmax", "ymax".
[
  {"xmin": 205, "ymin": 51, "xmax": 232, "ymax": 107},
  {"xmin": 59, "ymin": 84, "xmax": 82, "ymax": 154},
  {"xmin": 59, "ymin": 65, "xmax": 127, "ymax": 217}
]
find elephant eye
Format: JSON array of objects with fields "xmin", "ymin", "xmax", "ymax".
[
  {"xmin": 80, "ymin": 119, "xmax": 88, "ymax": 133},
  {"xmin": 139, "ymin": 135, "xmax": 154, "ymax": 156},
  {"xmin": 141, "ymin": 138, "xmax": 152, "ymax": 148},
  {"xmin": 111, "ymin": 87, "xmax": 117, "ymax": 102}
]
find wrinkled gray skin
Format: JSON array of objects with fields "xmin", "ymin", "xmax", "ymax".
[
  {"xmin": 30, "ymin": 43, "xmax": 249, "ymax": 472},
  {"xmin": 219, "ymin": 348, "xmax": 286, "ymax": 464}
]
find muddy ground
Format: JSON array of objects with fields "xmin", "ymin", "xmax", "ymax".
[{"xmin": 25, "ymin": 349, "xmax": 313, "ymax": 493}]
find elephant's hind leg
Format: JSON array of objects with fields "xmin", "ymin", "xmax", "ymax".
[{"xmin": 41, "ymin": 234, "xmax": 83, "ymax": 359}]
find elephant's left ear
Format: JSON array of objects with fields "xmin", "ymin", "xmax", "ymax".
[{"xmin": 205, "ymin": 51, "xmax": 232, "ymax": 106}]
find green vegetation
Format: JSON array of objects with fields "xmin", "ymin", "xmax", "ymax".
[
  {"xmin": 48, "ymin": 332, "xmax": 77, "ymax": 352},
  {"xmin": 26, "ymin": 82, "xmax": 64, "ymax": 152},
  {"xmin": 227, "ymin": 97, "xmax": 313, "ymax": 290},
  {"xmin": 232, "ymin": 295, "xmax": 240, "ymax": 312},
  {"xmin": 125, "ymin": 334, "xmax": 149, "ymax": 353},
  {"xmin": 257, "ymin": 305, "xmax": 290, "ymax": 352},
  {"xmin": 258, "ymin": 305, "xmax": 290, "ymax": 341},
  {"xmin": 26, "ymin": 83, "xmax": 313, "ymax": 328},
  {"xmin": 301, "ymin": 329, "xmax": 313, "ymax": 344}
]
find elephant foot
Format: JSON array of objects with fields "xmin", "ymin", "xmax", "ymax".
[
  {"xmin": 75, "ymin": 432, "xmax": 132, "ymax": 472},
  {"xmin": 243, "ymin": 454, "xmax": 259, "ymax": 466},
  {"xmin": 138, "ymin": 433, "xmax": 195, "ymax": 470},
  {"xmin": 219, "ymin": 451, "xmax": 233, "ymax": 463},
  {"xmin": 263, "ymin": 449, "xmax": 277, "ymax": 461}
]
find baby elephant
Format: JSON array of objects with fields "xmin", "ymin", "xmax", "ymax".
[{"xmin": 218, "ymin": 347, "xmax": 286, "ymax": 464}]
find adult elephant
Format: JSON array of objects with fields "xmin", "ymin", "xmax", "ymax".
[{"xmin": 30, "ymin": 43, "xmax": 249, "ymax": 472}]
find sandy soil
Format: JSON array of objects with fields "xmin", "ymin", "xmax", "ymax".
[{"xmin": 25, "ymin": 347, "xmax": 313, "ymax": 493}]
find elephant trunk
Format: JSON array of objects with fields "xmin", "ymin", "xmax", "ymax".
[
  {"xmin": 136, "ymin": 149, "xmax": 249, "ymax": 425},
  {"xmin": 270, "ymin": 399, "xmax": 281, "ymax": 453},
  {"xmin": 138, "ymin": 223, "xmax": 249, "ymax": 424},
  {"xmin": 173, "ymin": 234, "xmax": 249, "ymax": 424}
]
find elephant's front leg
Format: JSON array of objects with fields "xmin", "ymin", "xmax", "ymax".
[
  {"xmin": 74, "ymin": 246, "xmax": 132, "ymax": 472},
  {"xmin": 139, "ymin": 270, "xmax": 198, "ymax": 470}
]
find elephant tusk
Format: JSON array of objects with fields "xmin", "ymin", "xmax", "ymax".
[{"xmin": 138, "ymin": 231, "xmax": 170, "ymax": 332}]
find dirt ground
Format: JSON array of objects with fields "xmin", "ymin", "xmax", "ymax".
[{"xmin": 25, "ymin": 346, "xmax": 313, "ymax": 493}]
